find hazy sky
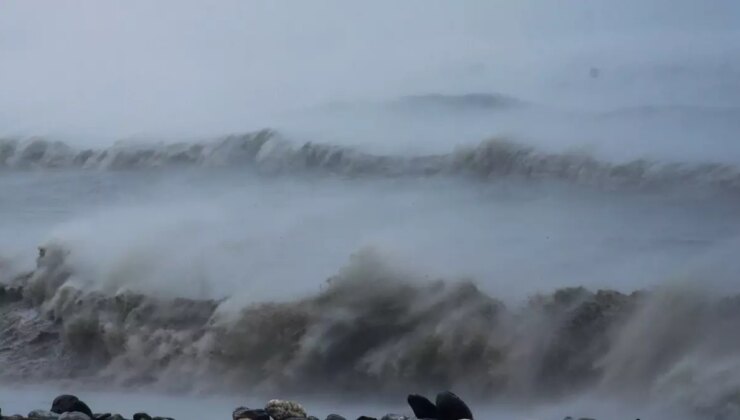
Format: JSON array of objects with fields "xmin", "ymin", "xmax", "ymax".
[{"xmin": 1, "ymin": 0, "xmax": 738, "ymax": 143}]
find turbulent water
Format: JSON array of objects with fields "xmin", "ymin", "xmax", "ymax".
[
  {"xmin": 2, "ymin": 125, "xmax": 740, "ymax": 419},
  {"xmin": 4, "ymin": 127, "xmax": 740, "ymax": 192}
]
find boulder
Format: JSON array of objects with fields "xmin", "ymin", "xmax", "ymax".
[
  {"xmin": 51, "ymin": 395, "xmax": 94, "ymax": 419},
  {"xmin": 59, "ymin": 412, "xmax": 93, "ymax": 420},
  {"xmin": 406, "ymin": 395, "xmax": 437, "ymax": 420},
  {"xmin": 357, "ymin": 417, "xmax": 377, "ymax": 420},
  {"xmin": 325, "ymin": 415, "xmax": 347, "ymax": 420},
  {"xmin": 381, "ymin": 415, "xmax": 409, "ymax": 420},
  {"xmin": 133, "ymin": 414, "xmax": 152, "ymax": 420},
  {"xmin": 233, "ymin": 407, "xmax": 270, "ymax": 420},
  {"xmin": 435, "ymin": 392, "xmax": 473, "ymax": 420},
  {"xmin": 94, "ymin": 413, "xmax": 111, "ymax": 420},
  {"xmin": 265, "ymin": 400, "xmax": 307, "ymax": 420}
]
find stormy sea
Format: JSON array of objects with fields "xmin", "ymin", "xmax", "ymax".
[{"xmin": 2, "ymin": 1, "xmax": 740, "ymax": 419}]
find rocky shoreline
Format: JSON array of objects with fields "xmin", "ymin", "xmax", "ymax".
[{"xmin": 0, "ymin": 391, "xmax": 493, "ymax": 420}]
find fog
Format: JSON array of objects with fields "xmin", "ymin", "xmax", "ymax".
[
  {"xmin": 2, "ymin": 2, "xmax": 740, "ymax": 419},
  {"xmin": 1, "ymin": 0, "xmax": 740, "ymax": 341},
  {"xmin": 1, "ymin": 0, "xmax": 739, "ymax": 158}
]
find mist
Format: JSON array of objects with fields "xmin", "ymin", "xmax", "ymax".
[
  {"xmin": 2, "ymin": 2, "xmax": 740, "ymax": 419},
  {"xmin": 2, "ymin": 0, "xmax": 739, "ymax": 159}
]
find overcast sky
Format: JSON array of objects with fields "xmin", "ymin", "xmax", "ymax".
[{"xmin": 1, "ymin": 0, "xmax": 738, "ymax": 143}]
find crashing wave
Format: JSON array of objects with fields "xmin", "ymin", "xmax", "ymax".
[
  {"xmin": 2, "ymin": 130, "xmax": 740, "ymax": 193},
  {"xmin": 2, "ymin": 244, "xmax": 740, "ymax": 419}
]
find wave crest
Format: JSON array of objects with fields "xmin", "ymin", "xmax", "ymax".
[
  {"xmin": 2, "ymin": 244, "xmax": 740, "ymax": 418},
  {"xmin": 3, "ymin": 131, "xmax": 740, "ymax": 193}
]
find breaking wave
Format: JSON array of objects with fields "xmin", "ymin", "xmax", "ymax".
[
  {"xmin": 3, "ymin": 130, "xmax": 740, "ymax": 193},
  {"xmin": 2, "ymin": 244, "xmax": 740, "ymax": 419}
]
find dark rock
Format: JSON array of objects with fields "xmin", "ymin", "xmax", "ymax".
[
  {"xmin": 133, "ymin": 414, "xmax": 152, "ymax": 420},
  {"xmin": 308, "ymin": 417, "xmax": 320, "ymax": 420},
  {"xmin": 51, "ymin": 395, "xmax": 94, "ymax": 419},
  {"xmin": 107, "ymin": 415, "xmax": 125, "ymax": 420},
  {"xmin": 233, "ymin": 407, "xmax": 269, "ymax": 420},
  {"xmin": 94, "ymin": 413, "xmax": 111, "ymax": 420},
  {"xmin": 326, "ymin": 415, "xmax": 347, "ymax": 420},
  {"xmin": 407, "ymin": 394, "xmax": 437, "ymax": 419},
  {"xmin": 435, "ymin": 392, "xmax": 473, "ymax": 420},
  {"xmin": 357, "ymin": 417, "xmax": 377, "ymax": 420},
  {"xmin": 152, "ymin": 417, "xmax": 175, "ymax": 420}
]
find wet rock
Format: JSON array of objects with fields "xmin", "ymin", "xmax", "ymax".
[
  {"xmin": 28, "ymin": 409, "xmax": 60, "ymax": 419},
  {"xmin": 407, "ymin": 395, "xmax": 437, "ymax": 420},
  {"xmin": 233, "ymin": 407, "xmax": 269, "ymax": 420},
  {"xmin": 381, "ymin": 415, "xmax": 409, "ymax": 420},
  {"xmin": 435, "ymin": 392, "xmax": 473, "ymax": 420},
  {"xmin": 357, "ymin": 417, "xmax": 377, "ymax": 420},
  {"xmin": 51, "ymin": 395, "xmax": 94, "ymax": 419},
  {"xmin": 59, "ymin": 412, "xmax": 93, "ymax": 420},
  {"xmin": 265, "ymin": 400, "xmax": 307, "ymax": 420},
  {"xmin": 133, "ymin": 414, "xmax": 152, "ymax": 420},
  {"xmin": 325, "ymin": 415, "xmax": 347, "ymax": 420}
]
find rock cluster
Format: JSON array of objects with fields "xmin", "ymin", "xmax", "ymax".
[
  {"xmin": 233, "ymin": 391, "xmax": 473, "ymax": 420},
  {"xmin": 0, "ymin": 390, "xmax": 604, "ymax": 420},
  {"xmin": 0, "ymin": 395, "xmax": 173, "ymax": 420}
]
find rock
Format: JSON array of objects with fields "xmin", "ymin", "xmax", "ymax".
[
  {"xmin": 107, "ymin": 415, "xmax": 125, "ymax": 420},
  {"xmin": 152, "ymin": 417, "xmax": 175, "ymax": 420},
  {"xmin": 308, "ymin": 417, "xmax": 319, "ymax": 420},
  {"xmin": 381, "ymin": 415, "xmax": 409, "ymax": 420},
  {"xmin": 59, "ymin": 412, "xmax": 93, "ymax": 420},
  {"xmin": 133, "ymin": 414, "xmax": 152, "ymax": 420},
  {"xmin": 407, "ymin": 394, "xmax": 437, "ymax": 420},
  {"xmin": 265, "ymin": 400, "xmax": 307, "ymax": 420},
  {"xmin": 94, "ymin": 413, "xmax": 111, "ymax": 420},
  {"xmin": 357, "ymin": 417, "xmax": 377, "ymax": 420},
  {"xmin": 233, "ymin": 407, "xmax": 270, "ymax": 420},
  {"xmin": 51, "ymin": 395, "xmax": 94, "ymax": 419},
  {"xmin": 435, "ymin": 392, "xmax": 473, "ymax": 420},
  {"xmin": 325, "ymin": 415, "xmax": 347, "ymax": 420},
  {"xmin": 29, "ymin": 409, "xmax": 60, "ymax": 419}
]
